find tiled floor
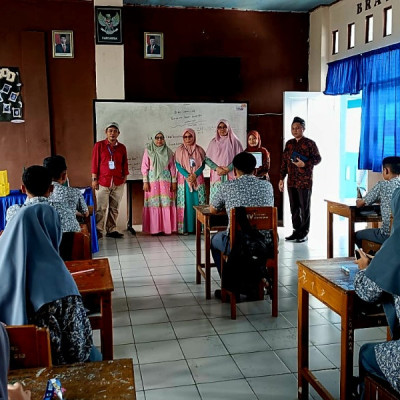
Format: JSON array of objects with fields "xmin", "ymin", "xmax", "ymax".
[{"xmin": 93, "ymin": 222, "xmax": 386, "ymax": 400}]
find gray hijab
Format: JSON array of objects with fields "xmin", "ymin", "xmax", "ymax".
[
  {"xmin": 365, "ymin": 187, "xmax": 400, "ymax": 338},
  {"xmin": 365, "ymin": 187, "xmax": 400, "ymax": 295}
]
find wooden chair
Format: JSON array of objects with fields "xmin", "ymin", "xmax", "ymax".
[
  {"xmin": 361, "ymin": 239, "xmax": 382, "ymax": 255},
  {"xmin": 221, "ymin": 206, "xmax": 279, "ymax": 319},
  {"xmin": 60, "ymin": 230, "xmax": 91, "ymax": 261},
  {"xmin": 6, "ymin": 325, "xmax": 52, "ymax": 369},
  {"xmin": 79, "ymin": 205, "xmax": 93, "ymax": 236},
  {"xmin": 364, "ymin": 375, "xmax": 399, "ymax": 400}
]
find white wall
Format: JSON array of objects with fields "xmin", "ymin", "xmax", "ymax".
[
  {"xmin": 94, "ymin": 0, "xmax": 128, "ymax": 232},
  {"xmin": 309, "ymin": 0, "xmax": 399, "ymax": 92}
]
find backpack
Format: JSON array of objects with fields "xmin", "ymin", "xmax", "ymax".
[{"xmin": 222, "ymin": 207, "xmax": 274, "ymax": 298}]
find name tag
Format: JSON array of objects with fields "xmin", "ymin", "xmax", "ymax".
[
  {"xmin": 109, "ymin": 160, "xmax": 115, "ymax": 170},
  {"xmin": 189, "ymin": 158, "xmax": 196, "ymax": 168}
]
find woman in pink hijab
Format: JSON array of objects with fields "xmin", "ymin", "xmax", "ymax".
[
  {"xmin": 175, "ymin": 129, "xmax": 206, "ymax": 234},
  {"xmin": 205, "ymin": 119, "xmax": 243, "ymax": 201}
]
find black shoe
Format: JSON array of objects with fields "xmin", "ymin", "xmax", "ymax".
[
  {"xmin": 296, "ymin": 235, "xmax": 308, "ymax": 243},
  {"xmin": 130, "ymin": 228, "xmax": 136, "ymax": 236},
  {"xmin": 285, "ymin": 232, "xmax": 298, "ymax": 241},
  {"xmin": 106, "ymin": 231, "xmax": 124, "ymax": 238},
  {"xmin": 96, "ymin": 230, "xmax": 103, "ymax": 239},
  {"xmin": 214, "ymin": 289, "xmax": 222, "ymax": 299}
]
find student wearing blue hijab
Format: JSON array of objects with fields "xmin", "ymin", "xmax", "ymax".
[
  {"xmin": 354, "ymin": 186, "xmax": 400, "ymax": 397},
  {"xmin": 0, "ymin": 202, "xmax": 94, "ymax": 365}
]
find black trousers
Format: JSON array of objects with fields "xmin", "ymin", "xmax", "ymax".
[{"xmin": 287, "ymin": 187, "xmax": 312, "ymax": 238}]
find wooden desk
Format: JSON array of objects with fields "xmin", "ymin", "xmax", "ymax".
[
  {"xmin": 297, "ymin": 258, "xmax": 387, "ymax": 400},
  {"xmin": 194, "ymin": 205, "xmax": 228, "ymax": 299},
  {"xmin": 325, "ymin": 199, "xmax": 381, "ymax": 258},
  {"xmin": 66, "ymin": 258, "xmax": 114, "ymax": 360},
  {"xmin": 8, "ymin": 359, "xmax": 135, "ymax": 399}
]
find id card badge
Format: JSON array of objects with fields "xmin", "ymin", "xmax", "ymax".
[
  {"xmin": 108, "ymin": 160, "xmax": 115, "ymax": 170},
  {"xmin": 189, "ymin": 158, "xmax": 196, "ymax": 168}
]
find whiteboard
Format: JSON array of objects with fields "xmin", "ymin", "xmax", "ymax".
[{"xmin": 94, "ymin": 101, "xmax": 248, "ymax": 180}]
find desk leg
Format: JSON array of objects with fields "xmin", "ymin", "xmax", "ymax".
[
  {"xmin": 298, "ymin": 286, "xmax": 309, "ymax": 399},
  {"xmin": 340, "ymin": 299, "xmax": 354, "ymax": 399},
  {"xmin": 196, "ymin": 215, "xmax": 201, "ymax": 285},
  {"xmin": 204, "ymin": 227, "xmax": 211, "ymax": 300},
  {"xmin": 327, "ymin": 209, "xmax": 333, "ymax": 258},
  {"xmin": 348, "ymin": 218, "xmax": 355, "ymax": 258},
  {"xmin": 101, "ymin": 293, "xmax": 113, "ymax": 360}
]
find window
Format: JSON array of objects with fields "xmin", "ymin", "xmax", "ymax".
[
  {"xmin": 332, "ymin": 30, "xmax": 339, "ymax": 54},
  {"xmin": 348, "ymin": 23, "xmax": 355, "ymax": 49},
  {"xmin": 365, "ymin": 15, "xmax": 373, "ymax": 43},
  {"xmin": 384, "ymin": 7, "xmax": 392, "ymax": 37}
]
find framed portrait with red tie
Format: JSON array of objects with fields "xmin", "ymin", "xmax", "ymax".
[
  {"xmin": 52, "ymin": 31, "xmax": 74, "ymax": 58},
  {"xmin": 144, "ymin": 32, "xmax": 163, "ymax": 59}
]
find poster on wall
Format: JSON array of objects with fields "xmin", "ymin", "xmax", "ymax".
[
  {"xmin": 52, "ymin": 31, "xmax": 74, "ymax": 58},
  {"xmin": 0, "ymin": 67, "xmax": 23, "ymax": 123},
  {"xmin": 95, "ymin": 7, "xmax": 122, "ymax": 44}
]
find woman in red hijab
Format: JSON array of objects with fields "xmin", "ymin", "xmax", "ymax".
[{"xmin": 245, "ymin": 130, "xmax": 270, "ymax": 180}]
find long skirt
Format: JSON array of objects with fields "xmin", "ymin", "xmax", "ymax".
[
  {"xmin": 142, "ymin": 170, "xmax": 177, "ymax": 234},
  {"xmin": 176, "ymin": 179, "xmax": 206, "ymax": 234}
]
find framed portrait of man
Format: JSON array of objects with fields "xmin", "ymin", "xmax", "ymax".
[
  {"xmin": 52, "ymin": 31, "xmax": 74, "ymax": 58},
  {"xmin": 144, "ymin": 32, "xmax": 163, "ymax": 59}
]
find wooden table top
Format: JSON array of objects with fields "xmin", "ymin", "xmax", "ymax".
[
  {"xmin": 324, "ymin": 199, "xmax": 381, "ymax": 215},
  {"xmin": 66, "ymin": 258, "xmax": 114, "ymax": 294},
  {"xmin": 297, "ymin": 257, "xmax": 358, "ymax": 292},
  {"xmin": 8, "ymin": 359, "xmax": 136, "ymax": 399}
]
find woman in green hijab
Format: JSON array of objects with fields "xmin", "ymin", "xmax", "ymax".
[{"xmin": 141, "ymin": 132, "xmax": 177, "ymax": 234}]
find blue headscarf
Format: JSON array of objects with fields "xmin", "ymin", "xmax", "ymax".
[
  {"xmin": 0, "ymin": 203, "xmax": 79, "ymax": 325},
  {"xmin": 365, "ymin": 187, "xmax": 400, "ymax": 338},
  {"xmin": 0, "ymin": 323, "xmax": 8, "ymax": 400},
  {"xmin": 365, "ymin": 187, "xmax": 400, "ymax": 295}
]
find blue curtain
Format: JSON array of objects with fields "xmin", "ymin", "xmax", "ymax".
[
  {"xmin": 324, "ymin": 55, "xmax": 362, "ymax": 95},
  {"xmin": 325, "ymin": 43, "xmax": 400, "ymax": 171},
  {"xmin": 359, "ymin": 45, "xmax": 400, "ymax": 171}
]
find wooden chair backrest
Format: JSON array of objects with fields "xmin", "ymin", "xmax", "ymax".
[
  {"xmin": 80, "ymin": 205, "xmax": 93, "ymax": 235},
  {"xmin": 6, "ymin": 325, "xmax": 52, "ymax": 369},
  {"xmin": 72, "ymin": 231, "xmax": 91, "ymax": 260},
  {"xmin": 229, "ymin": 206, "xmax": 278, "ymax": 265},
  {"xmin": 60, "ymin": 231, "xmax": 91, "ymax": 261},
  {"xmin": 361, "ymin": 239, "xmax": 382, "ymax": 254},
  {"xmin": 364, "ymin": 375, "xmax": 398, "ymax": 400}
]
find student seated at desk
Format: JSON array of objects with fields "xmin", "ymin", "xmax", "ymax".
[
  {"xmin": 355, "ymin": 156, "xmax": 400, "ymax": 247},
  {"xmin": 6, "ymin": 166, "xmax": 78, "ymax": 234},
  {"xmin": 6, "ymin": 165, "xmax": 88, "ymax": 260},
  {"xmin": 209, "ymin": 152, "xmax": 274, "ymax": 298},
  {"xmin": 0, "ymin": 203, "xmax": 98, "ymax": 365},
  {"xmin": 0, "ymin": 323, "xmax": 31, "ymax": 400},
  {"xmin": 354, "ymin": 187, "xmax": 400, "ymax": 398},
  {"xmin": 43, "ymin": 155, "xmax": 89, "ymax": 230}
]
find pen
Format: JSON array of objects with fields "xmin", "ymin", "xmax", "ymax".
[{"xmin": 71, "ymin": 268, "xmax": 95, "ymax": 276}]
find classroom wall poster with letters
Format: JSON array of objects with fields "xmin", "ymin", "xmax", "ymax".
[{"xmin": 0, "ymin": 67, "xmax": 23, "ymax": 123}]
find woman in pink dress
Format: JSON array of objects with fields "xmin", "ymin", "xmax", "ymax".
[
  {"xmin": 141, "ymin": 132, "xmax": 177, "ymax": 235},
  {"xmin": 205, "ymin": 119, "xmax": 243, "ymax": 201}
]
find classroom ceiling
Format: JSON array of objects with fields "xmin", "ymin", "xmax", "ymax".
[{"xmin": 123, "ymin": 0, "xmax": 338, "ymax": 12}]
